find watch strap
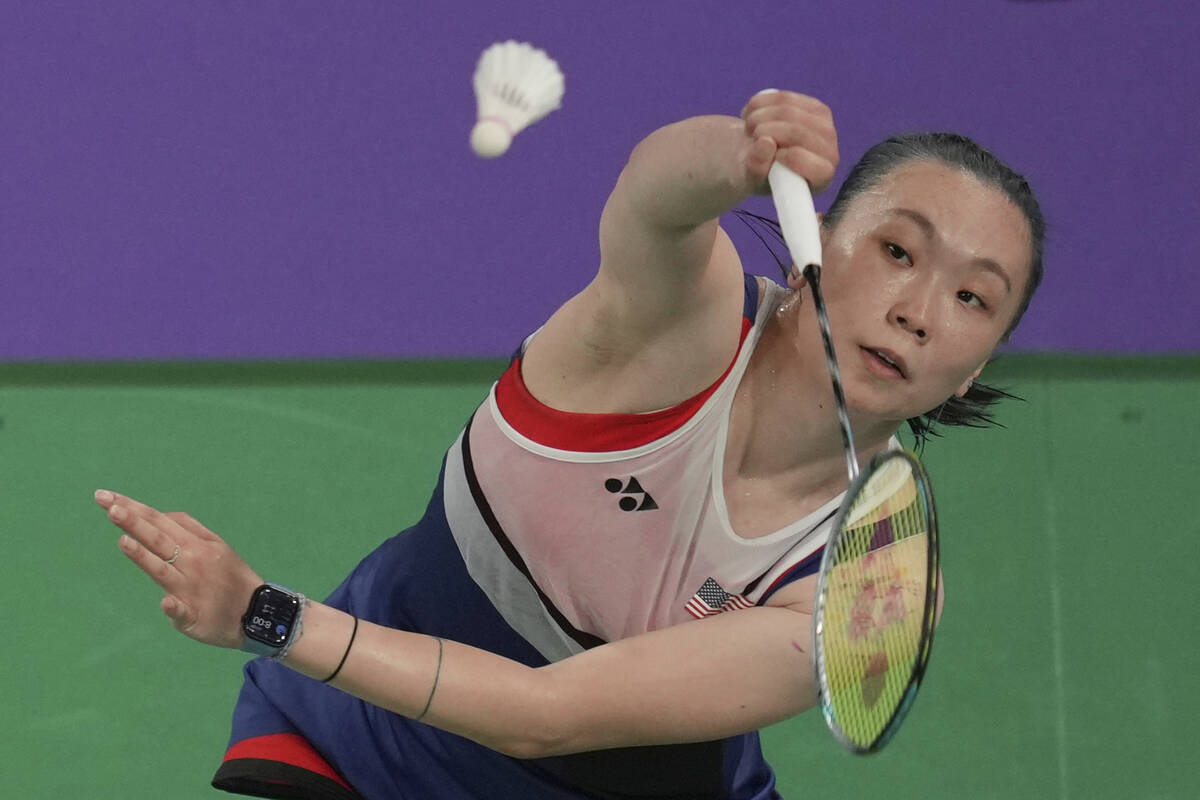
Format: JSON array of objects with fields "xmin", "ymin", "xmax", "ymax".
[{"xmin": 241, "ymin": 634, "xmax": 282, "ymax": 657}]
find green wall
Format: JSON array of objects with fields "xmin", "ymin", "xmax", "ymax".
[{"xmin": 2, "ymin": 357, "xmax": 1196, "ymax": 798}]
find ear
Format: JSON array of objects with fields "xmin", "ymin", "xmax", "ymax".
[
  {"xmin": 954, "ymin": 363, "xmax": 986, "ymax": 398},
  {"xmin": 786, "ymin": 264, "xmax": 806, "ymax": 289}
]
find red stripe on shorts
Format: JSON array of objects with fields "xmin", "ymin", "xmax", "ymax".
[{"xmin": 223, "ymin": 733, "xmax": 353, "ymax": 790}]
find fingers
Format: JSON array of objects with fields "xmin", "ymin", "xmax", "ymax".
[
  {"xmin": 117, "ymin": 532, "xmax": 182, "ymax": 592},
  {"xmin": 748, "ymin": 110, "xmax": 836, "ymax": 159},
  {"xmin": 775, "ymin": 145, "xmax": 837, "ymax": 196},
  {"xmin": 101, "ymin": 494, "xmax": 184, "ymax": 562},
  {"xmin": 745, "ymin": 135, "xmax": 777, "ymax": 180},
  {"xmin": 742, "ymin": 89, "xmax": 839, "ymax": 194},
  {"xmin": 742, "ymin": 89, "xmax": 832, "ymax": 124},
  {"xmin": 96, "ymin": 489, "xmax": 220, "ymax": 545},
  {"xmin": 96, "ymin": 490, "xmax": 180, "ymax": 534},
  {"xmin": 161, "ymin": 594, "xmax": 197, "ymax": 633},
  {"xmin": 166, "ymin": 511, "xmax": 223, "ymax": 543}
]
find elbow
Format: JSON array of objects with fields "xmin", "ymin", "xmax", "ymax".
[
  {"xmin": 494, "ymin": 732, "xmax": 563, "ymax": 761},
  {"xmin": 620, "ymin": 117, "xmax": 745, "ymax": 229},
  {"xmin": 487, "ymin": 677, "xmax": 576, "ymax": 760},
  {"xmin": 491, "ymin": 721, "xmax": 575, "ymax": 760}
]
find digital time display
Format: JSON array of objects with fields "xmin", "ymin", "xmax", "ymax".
[{"xmin": 242, "ymin": 585, "xmax": 300, "ymax": 648}]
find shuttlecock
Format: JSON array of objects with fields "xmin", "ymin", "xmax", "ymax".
[{"xmin": 471, "ymin": 40, "xmax": 564, "ymax": 158}]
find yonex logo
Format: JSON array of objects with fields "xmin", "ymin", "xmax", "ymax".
[{"xmin": 604, "ymin": 477, "xmax": 658, "ymax": 512}]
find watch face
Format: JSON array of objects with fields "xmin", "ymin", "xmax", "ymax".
[{"xmin": 243, "ymin": 586, "xmax": 300, "ymax": 648}]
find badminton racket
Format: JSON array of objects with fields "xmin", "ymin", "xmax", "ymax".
[{"xmin": 768, "ymin": 162, "xmax": 941, "ymax": 754}]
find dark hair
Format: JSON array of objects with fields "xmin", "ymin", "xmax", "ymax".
[{"xmin": 733, "ymin": 131, "xmax": 1045, "ymax": 446}]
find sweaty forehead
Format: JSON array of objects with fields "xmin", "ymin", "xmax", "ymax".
[{"xmin": 838, "ymin": 160, "xmax": 1033, "ymax": 281}]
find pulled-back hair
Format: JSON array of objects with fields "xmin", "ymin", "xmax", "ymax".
[{"xmin": 733, "ymin": 131, "xmax": 1046, "ymax": 445}]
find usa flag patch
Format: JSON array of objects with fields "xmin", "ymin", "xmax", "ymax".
[{"xmin": 685, "ymin": 577, "xmax": 754, "ymax": 618}]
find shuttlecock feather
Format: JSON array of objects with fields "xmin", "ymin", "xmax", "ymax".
[{"xmin": 471, "ymin": 40, "xmax": 564, "ymax": 158}]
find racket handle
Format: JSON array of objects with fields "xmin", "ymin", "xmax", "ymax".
[{"xmin": 767, "ymin": 162, "xmax": 822, "ymax": 276}]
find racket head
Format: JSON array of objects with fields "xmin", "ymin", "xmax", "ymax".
[{"xmin": 813, "ymin": 448, "xmax": 940, "ymax": 754}]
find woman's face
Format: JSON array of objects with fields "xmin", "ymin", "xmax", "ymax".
[{"xmin": 815, "ymin": 160, "xmax": 1033, "ymax": 423}]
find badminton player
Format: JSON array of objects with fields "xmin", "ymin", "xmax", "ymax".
[{"xmin": 96, "ymin": 88, "xmax": 1044, "ymax": 799}]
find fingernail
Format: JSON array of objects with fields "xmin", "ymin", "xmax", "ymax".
[
  {"xmin": 95, "ymin": 489, "xmax": 113, "ymax": 503},
  {"xmin": 119, "ymin": 535, "xmax": 134, "ymax": 551},
  {"xmin": 110, "ymin": 505, "xmax": 125, "ymax": 522}
]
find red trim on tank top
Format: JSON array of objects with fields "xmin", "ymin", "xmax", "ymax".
[{"xmin": 495, "ymin": 317, "xmax": 753, "ymax": 452}]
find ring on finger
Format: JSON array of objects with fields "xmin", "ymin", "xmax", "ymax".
[{"xmin": 165, "ymin": 544, "xmax": 181, "ymax": 565}]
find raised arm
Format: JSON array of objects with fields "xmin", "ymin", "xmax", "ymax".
[
  {"xmin": 96, "ymin": 490, "xmax": 819, "ymax": 758},
  {"xmin": 598, "ymin": 93, "xmax": 837, "ymax": 294},
  {"xmin": 520, "ymin": 91, "xmax": 838, "ymax": 414}
]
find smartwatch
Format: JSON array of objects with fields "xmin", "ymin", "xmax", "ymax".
[{"xmin": 241, "ymin": 583, "xmax": 304, "ymax": 658}]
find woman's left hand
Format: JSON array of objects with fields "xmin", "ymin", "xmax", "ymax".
[{"xmin": 95, "ymin": 490, "xmax": 263, "ymax": 649}]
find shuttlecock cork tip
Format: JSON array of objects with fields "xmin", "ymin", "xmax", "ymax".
[{"xmin": 470, "ymin": 119, "xmax": 512, "ymax": 158}]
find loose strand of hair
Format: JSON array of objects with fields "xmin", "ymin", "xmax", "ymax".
[
  {"xmin": 906, "ymin": 380, "xmax": 1025, "ymax": 444},
  {"xmin": 730, "ymin": 209, "xmax": 789, "ymax": 280}
]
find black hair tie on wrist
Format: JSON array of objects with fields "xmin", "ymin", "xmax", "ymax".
[{"xmin": 322, "ymin": 616, "xmax": 358, "ymax": 684}]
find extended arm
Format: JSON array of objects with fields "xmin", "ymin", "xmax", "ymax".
[
  {"xmin": 96, "ymin": 490, "xmax": 817, "ymax": 759},
  {"xmin": 520, "ymin": 91, "xmax": 838, "ymax": 414},
  {"xmin": 280, "ymin": 590, "xmax": 815, "ymax": 758},
  {"xmin": 599, "ymin": 93, "xmax": 838, "ymax": 289}
]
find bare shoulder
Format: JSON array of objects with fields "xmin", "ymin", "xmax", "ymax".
[
  {"xmin": 514, "ymin": 111, "xmax": 772, "ymax": 416},
  {"xmin": 520, "ymin": 224, "xmax": 750, "ymax": 414}
]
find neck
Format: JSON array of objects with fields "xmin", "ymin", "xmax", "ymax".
[{"xmin": 731, "ymin": 291, "xmax": 900, "ymax": 495}]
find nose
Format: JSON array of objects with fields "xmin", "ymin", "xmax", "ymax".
[
  {"xmin": 888, "ymin": 284, "xmax": 937, "ymax": 342},
  {"xmin": 895, "ymin": 315, "xmax": 926, "ymax": 340}
]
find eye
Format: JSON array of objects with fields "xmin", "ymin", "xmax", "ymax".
[
  {"xmin": 884, "ymin": 242, "xmax": 912, "ymax": 266},
  {"xmin": 957, "ymin": 289, "xmax": 986, "ymax": 309}
]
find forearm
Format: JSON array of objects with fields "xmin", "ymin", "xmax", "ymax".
[
  {"xmin": 589, "ymin": 94, "xmax": 833, "ymax": 311},
  {"xmin": 620, "ymin": 114, "xmax": 764, "ymax": 230},
  {"xmin": 281, "ymin": 600, "xmax": 815, "ymax": 759},
  {"xmin": 281, "ymin": 602, "xmax": 561, "ymax": 758}
]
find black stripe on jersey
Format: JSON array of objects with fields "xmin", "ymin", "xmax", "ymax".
[
  {"xmin": 740, "ymin": 506, "xmax": 838, "ymax": 598},
  {"xmin": 460, "ymin": 413, "xmax": 607, "ymax": 651}
]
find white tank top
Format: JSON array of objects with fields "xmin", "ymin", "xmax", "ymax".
[{"xmin": 440, "ymin": 277, "xmax": 843, "ymax": 663}]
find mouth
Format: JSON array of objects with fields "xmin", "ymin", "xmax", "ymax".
[{"xmin": 859, "ymin": 346, "xmax": 908, "ymax": 379}]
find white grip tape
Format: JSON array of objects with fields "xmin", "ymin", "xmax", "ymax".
[{"xmin": 767, "ymin": 162, "xmax": 822, "ymax": 272}]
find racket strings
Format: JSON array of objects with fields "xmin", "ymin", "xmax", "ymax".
[{"xmin": 818, "ymin": 460, "xmax": 937, "ymax": 751}]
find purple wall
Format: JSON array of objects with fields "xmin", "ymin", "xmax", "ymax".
[{"xmin": 3, "ymin": 0, "xmax": 1197, "ymax": 359}]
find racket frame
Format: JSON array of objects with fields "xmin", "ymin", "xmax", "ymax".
[{"xmin": 812, "ymin": 448, "xmax": 940, "ymax": 754}]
